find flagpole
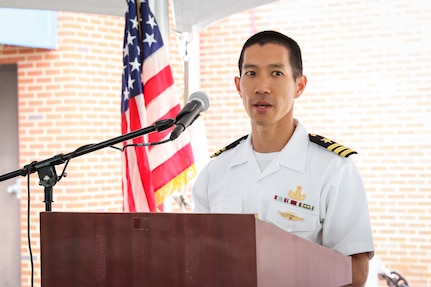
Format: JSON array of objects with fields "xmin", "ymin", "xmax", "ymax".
[
  {"xmin": 183, "ymin": 35, "xmax": 190, "ymax": 106},
  {"xmin": 152, "ymin": 0, "xmax": 169, "ymax": 48}
]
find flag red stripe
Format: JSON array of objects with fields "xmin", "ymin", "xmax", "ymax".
[
  {"xmin": 128, "ymin": 98, "xmax": 156, "ymax": 211},
  {"xmin": 121, "ymin": 113, "xmax": 136, "ymax": 211},
  {"xmin": 143, "ymin": 65, "xmax": 174, "ymax": 106},
  {"xmin": 147, "ymin": 105, "xmax": 180, "ymax": 144},
  {"xmin": 151, "ymin": 144, "xmax": 195, "ymax": 190},
  {"xmin": 124, "ymin": 152, "xmax": 136, "ymax": 212}
]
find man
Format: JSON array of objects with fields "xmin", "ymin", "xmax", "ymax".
[{"xmin": 192, "ymin": 30, "xmax": 374, "ymax": 286}]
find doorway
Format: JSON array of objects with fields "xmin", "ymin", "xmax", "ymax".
[{"xmin": 0, "ymin": 63, "xmax": 21, "ymax": 287}]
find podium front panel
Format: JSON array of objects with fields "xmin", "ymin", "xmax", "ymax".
[{"xmin": 40, "ymin": 212, "xmax": 258, "ymax": 287}]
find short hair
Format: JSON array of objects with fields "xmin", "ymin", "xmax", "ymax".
[{"xmin": 237, "ymin": 30, "xmax": 303, "ymax": 79}]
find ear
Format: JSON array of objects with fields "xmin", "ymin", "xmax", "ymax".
[
  {"xmin": 234, "ymin": 76, "xmax": 241, "ymax": 94},
  {"xmin": 295, "ymin": 75, "xmax": 307, "ymax": 98}
]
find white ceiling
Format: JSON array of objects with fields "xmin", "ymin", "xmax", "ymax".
[
  {"xmin": 0, "ymin": 0, "xmax": 275, "ymax": 32},
  {"xmin": 0, "ymin": 0, "xmax": 126, "ymax": 17}
]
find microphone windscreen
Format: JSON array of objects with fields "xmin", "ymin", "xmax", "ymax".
[{"xmin": 189, "ymin": 91, "xmax": 210, "ymax": 112}]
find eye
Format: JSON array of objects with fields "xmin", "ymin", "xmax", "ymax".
[
  {"xmin": 244, "ymin": 71, "xmax": 256, "ymax": 76},
  {"xmin": 272, "ymin": 71, "xmax": 283, "ymax": 76}
]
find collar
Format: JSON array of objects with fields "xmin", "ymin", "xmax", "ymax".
[{"xmin": 228, "ymin": 119, "xmax": 308, "ymax": 173}]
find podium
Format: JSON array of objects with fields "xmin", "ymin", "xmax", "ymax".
[{"xmin": 40, "ymin": 212, "xmax": 352, "ymax": 286}]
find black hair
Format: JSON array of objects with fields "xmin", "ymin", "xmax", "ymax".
[{"xmin": 237, "ymin": 30, "xmax": 303, "ymax": 79}]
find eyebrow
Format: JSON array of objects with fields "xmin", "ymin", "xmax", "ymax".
[{"xmin": 242, "ymin": 63, "xmax": 286, "ymax": 70}]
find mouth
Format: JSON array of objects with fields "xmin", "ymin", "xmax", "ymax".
[
  {"xmin": 253, "ymin": 101, "xmax": 272, "ymax": 112},
  {"xmin": 253, "ymin": 100, "xmax": 272, "ymax": 107}
]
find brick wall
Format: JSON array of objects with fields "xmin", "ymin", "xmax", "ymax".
[
  {"xmin": 0, "ymin": 0, "xmax": 429, "ymax": 286},
  {"xmin": 0, "ymin": 13, "xmax": 126, "ymax": 286}
]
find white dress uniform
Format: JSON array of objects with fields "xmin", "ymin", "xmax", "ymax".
[{"xmin": 192, "ymin": 120, "xmax": 374, "ymax": 257}]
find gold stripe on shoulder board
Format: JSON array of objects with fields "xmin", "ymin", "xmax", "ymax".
[
  {"xmin": 210, "ymin": 135, "xmax": 248, "ymax": 158},
  {"xmin": 308, "ymin": 134, "xmax": 357, "ymax": 158}
]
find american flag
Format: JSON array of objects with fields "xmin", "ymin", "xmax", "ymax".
[{"xmin": 121, "ymin": 0, "xmax": 196, "ymax": 212}]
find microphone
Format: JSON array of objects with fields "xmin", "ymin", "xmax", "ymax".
[{"xmin": 170, "ymin": 91, "xmax": 210, "ymax": 140}]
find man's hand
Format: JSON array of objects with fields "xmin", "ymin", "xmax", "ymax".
[{"xmin": 344, "ymin": 252, "xmax": 371, "ymax": 287}]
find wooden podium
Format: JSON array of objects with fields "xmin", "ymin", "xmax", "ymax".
[{"xmin": 40, "ymin": 212, "xmax": 352, "ymax": 287}]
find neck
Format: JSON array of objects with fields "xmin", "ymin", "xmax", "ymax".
[{"xmin": 251, "ymin": 119, "xmax": 296, "ymax": 153}]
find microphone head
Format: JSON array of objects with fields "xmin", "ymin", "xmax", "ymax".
[{"xmin": 189, "ymin": 91, "xmax": 210, "ymax": 112}]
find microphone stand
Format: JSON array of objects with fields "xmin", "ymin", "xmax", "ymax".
[{"xmin": 0, "ymin": 119, "xmax": 175, "ymax": 212}]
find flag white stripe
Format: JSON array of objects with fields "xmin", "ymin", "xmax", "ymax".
[
  {"xmin": 142, "ymin": 45, "xmax": 171, "ymax": 85},
  {"xmin": 149, "ymin": 131, "xmax": 190, "ymax": 170},
  {"xmin": 146, "ymin": 85, "xmax": 178, "ymax": 124}
]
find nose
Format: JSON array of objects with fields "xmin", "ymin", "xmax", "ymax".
[{"xmin": 254, "ymin": 75, "xmax": 271, "ymax": 94}]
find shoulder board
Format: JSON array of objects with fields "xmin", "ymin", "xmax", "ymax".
[
  {"xmin": 308, "ymin": 133, "xmax": 357, "ymax": 158},
  {"xmin": 210, "ymin": 135, "xmax": 248, "ymax": 158}
]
